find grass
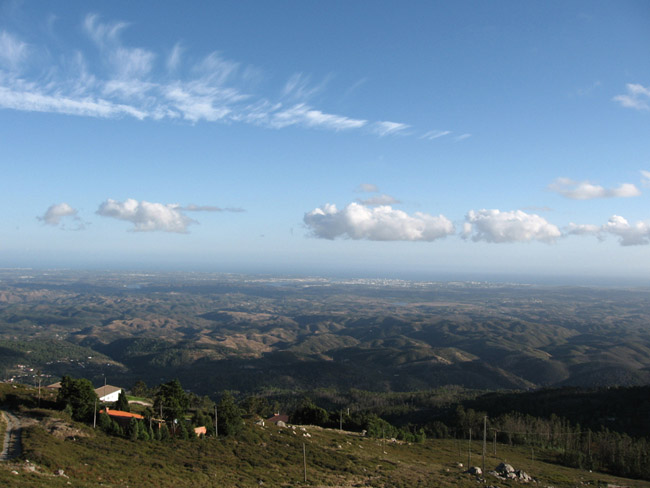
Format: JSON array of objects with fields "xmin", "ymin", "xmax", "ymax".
[
  {"xmin": 2, "ymin": 417, "xmax": 650, "ymax": 488},
  {"xmin": 2, "ymin": 384, "xmax": 650, "ymax": 487}
]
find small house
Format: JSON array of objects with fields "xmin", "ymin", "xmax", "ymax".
[{"xmin": 95, "ymin": 385, "xmax": 123, "ymax": 403}]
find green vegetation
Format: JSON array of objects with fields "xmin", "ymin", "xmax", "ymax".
[
  {"xmin": 1, "ymin": 383, "xmax": 649, "ymax": 488},
  {"xmin": 56, "ymin": 376, "xmax": 97, "ymax": 421}
]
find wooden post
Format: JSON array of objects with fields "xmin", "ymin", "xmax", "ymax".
[
  {"xmin": 468, "ymin": 428, "xmax": 472, "ymax": 467},
  {"xmin": 493, "ymin": 430, "xmax": 496, "ymax": 456},
  {"xmin": 482, "ymin": 416, "xmax": 487, "ymax": 475},
  {"xmin": 215, "ymin": 405, "xmax": 218, "ymax": 437},
  {"xmin": 93, "ymin": 399, "xmax": 97, "ymax": 429},
  {"xmin": 339, "ymin": 410, "xmax": 343, "ymax": 432},
  {"xmin": 303, "ymin": 442, "xmax": 307, "ymax": 483}
]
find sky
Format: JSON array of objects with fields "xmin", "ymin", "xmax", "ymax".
[{"xmin": 1, "ymin": 1, "xmax": 650, "ymax": 283}]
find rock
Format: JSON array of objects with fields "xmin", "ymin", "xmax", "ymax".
[
  {"xmin": 517, "ymin": 470, "xmax": 532, "ymax": 482},
  {"xmin": 468, "ymin": 466, "xmax": 482, "ymax": 475},
  {"xmin": 495, "ymin": 463, "xmax": 515, "ymax": 474},
  {"xmin": 457, "ymin": 463, "xmax": 464, "ymax": 468},
  {"xmin": 56, "ymin": 469, "xmax": 66, "ymax": 476},
  {"xmin": 276, "ymin": 421, "xmax": 287, "ymax": 428},
  {"xmin": 507, "ymin": 472, "xmax": 518, "ymax": 479}
]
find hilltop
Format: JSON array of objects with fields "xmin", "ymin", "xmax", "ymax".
[{"xmin": 1, "ymin": 383, "xmax": 649, "ymax": 488}]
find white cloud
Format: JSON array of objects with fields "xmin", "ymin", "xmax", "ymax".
[
  {"xmin": 0, "ymin": 85, "xmax": 147, "ymax": 119},
  {"xmin": 371, "ymin": 121, "xmax": 409, "ymax": 136},
  {"xmin": 355, "ymin": 183, "xmax": 379, "ymax": 193},
  {"xmin": 613, "ymin": 83, "xmax": 650, "ymax": 111},
  {"xmin": 282, "ymin": 72, "xmax": 330, "ymax": 100},
  {"xmin": 181, "ymin": 204, "xmax": 245, "ymax": 212},
  {"xmin": 602, "ymin": 215, "xmax": 650, "ymax": 246},
  {"xmin": 0, "ymin": 17, "xmax": 470, "ymax": 139},
  {"xmin": 455, "ymin": 133, "xmax": 471, "ymax": 142},
  {"xmin": 304, "ymin": 202, "xmax": 454, "ymax": 241},
  {"xmin": 358, "ymin": 194, "xmax": 401, "ymax": 206},
  {"xmin": 641, "ymin": 170, "xmax": 650, "ymax": 188},
  {"xmin": 548, "ymin": 177, "xmax": 641, "ymax": 200},
  {"xmin": 270, "ymin": 103, "xmax": 366, "ymax": 131},
  {"xmin": 0, "ymin": 30, "xmax": 28, "ymax": 68},
  {"xmin": 568, "ymin": 215, "xmax": 650, "ymax": 246},
  {"xmin": 38, "ymin": 203, "xmax": 78, "ymax": 226},
  {"xmin": 463, "ymin": 209, "xmax": 561, "ymax": 243},
  {"xmin": 96, "ymin": 198, "xmax": 196, "ymax": 233},
  {"xmin": 167, "ymin": 43, "xmax": 183, "ymax": 72},
  {"xmin": 566, "ymin": 222, "xmax": 603, "ymax": 240},
  {"xmin": 421, "ymin": 129, "xmax": 451, "ymax": 140}
]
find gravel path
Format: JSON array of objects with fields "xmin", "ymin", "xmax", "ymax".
[{"xmin": 0, "ymin": 410, "xmax": 22, "ymax": 461}]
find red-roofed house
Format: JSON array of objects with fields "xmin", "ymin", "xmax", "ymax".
[
  {"xmin": 99, "ymin": 408, "xmax": 144, "ymax": 428},
  {"xmin": 267, "ymin": 413, "xmax": 289, "ymax": 425}
]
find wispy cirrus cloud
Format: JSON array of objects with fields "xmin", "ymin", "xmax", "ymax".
[
  {"xmin": 0, "ymin": 30, "xmax": 28, "ymax": 68},
  {"xmin": 421, "ymin": 129, "xmax": 451, "ymax": 140},
  {"xmin": 548, "ymin": 177, "xmax": 641, "ymax": 200},
  {"xmin": 0, "ymin": 15, "xmax": 469, "ymax": 139},
  {"xmin": 462, "ymin": 209, "xmax": 561, "ymax": 243},
  {"xmin": 371, "ymin": 121, "xmax": 410, "ymax": 137},
  {"xmin": 613, "ymin": 83, "xmax": 650, "ymax": 111},
  {"xmin": 640, "ymin": 170, "xmax": 650, "ymax": 188},
  {"xmin": 304, "ymin": 202, "xmax": 454, "ymax": 241}
]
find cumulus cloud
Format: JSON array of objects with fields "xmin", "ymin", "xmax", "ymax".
[
  {"xmin": 613, "ymin": 83, "xmax": 650, "ymax": 111},
  {"xmin": 38, "ymin": 203, "xmax": 78, "ymax": 226},
  {"xmin": 357, "ymin": 194, "xmax": 401, "ymax": 206},
  {"xmin": 548, "ymin": 177, "xmax": 641, "ymax": 200},
  {"xmin": 602, "ymin": 215, "xmax": 650, "ymax": 246},
  {"xmin": 303, "ymin": 202, "xmax": 454, "ymax": 241},
  {"xmin": 568, "ymin": 215, "xmax": 650, "ymax": 246},
  {"xmin": 96, "ymin": 198, "xmax": 197, "ymax": 233},
  {"xmin": 463, "ymin": 209, "xmax": 561, "ymax": 243}
]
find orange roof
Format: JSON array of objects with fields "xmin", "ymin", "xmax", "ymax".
[
  {"xmin": 99, "ymin": 409, "xmax": 144, "ymax": 420},
  {"xmin": 194, "ymin": 426, "xmax": 207, "ymax": 435}
]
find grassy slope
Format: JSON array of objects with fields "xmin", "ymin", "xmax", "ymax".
[{"xmin": 1, "ymin": 416, "xmax": 649, "ymax": 488}]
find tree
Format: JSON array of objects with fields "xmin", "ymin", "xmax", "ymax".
[
  {"xmin": 114, "ymin": 390, "xmax": 130, "ymax": 412},
  {"xmin": 153, "ymin": 379, "xmax": 189, "ymax": 422},
  {"xmin": 131, "ymin": 380, "xmax": 149, "ymax": 398},
  {"xmin": 217, "ymin": 391, "xmax": 243, "ymax": 436},
  {"xmin": 292, "ymin": 398, "xmax": 329, "ymax": 426},
  {"xmin": 57, "ymin": 376, "xmax": 98, "ymax": 421}
]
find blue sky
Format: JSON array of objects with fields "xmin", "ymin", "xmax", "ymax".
[{"xmin": 1, "ymin": 1, "xmax": 650, "ymax": 283}]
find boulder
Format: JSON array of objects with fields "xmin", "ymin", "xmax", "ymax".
[
  {"xmin": 495, "ymin": 463, "xmax": 515, "ymax": 474},
  {"xmin": 468, "ymin": 466, "xmax": 482, "ymax": 475}
]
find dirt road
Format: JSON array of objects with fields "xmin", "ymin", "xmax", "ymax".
[{"xmin": 0, "ymin": 410, "xmax": 22, "ymax": 461}]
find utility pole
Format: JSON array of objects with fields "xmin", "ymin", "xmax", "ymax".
[
  {"xmin": 215, "ymin": 405, "xmax": 218, "ymax": 437},
  {"xmin": 468, "ymin": 428, "xmax": 472, "ymax": 467},
  {"xmin": 482, "ymin": 416, "xmax": 487, "ymax": 475},
  {"xmin": 493, "ymin": 429, "xmax": 497, "ymax": 456},
  {"xmin": 339, "ymin": 410, "xmax": 343, "ymax": 432},
  {"xmin": 303, "ymin": 443, "xmax": 307, "ymax": 483},
  {"xmin": 93, "ymin": 399, "xmax": 97, "ymax": 429}
]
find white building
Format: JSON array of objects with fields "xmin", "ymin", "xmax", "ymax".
[{"xmin": 95, "ymin": 385, "xmax": 123, "ymax": 403}]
